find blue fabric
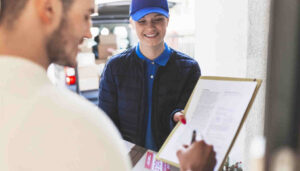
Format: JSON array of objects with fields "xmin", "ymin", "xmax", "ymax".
[
  {"xmin": 98, "ymin": 47, "xmax": 201, "ymax": 150},
  {"xmin": 131, "ymin": 7, "xmax": 169, "ymax": 21},
  {"xmin": 130, "ymin": 0, "xmax": 169, "ymax": 21},
  {"xmin": 135, "ymin": 43, "xmax": 171, "ymax": 151}
]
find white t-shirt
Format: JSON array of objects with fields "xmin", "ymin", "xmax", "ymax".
[{"xmin": 0, "ymin": 56, "xmax": 131, "ymax": 171}]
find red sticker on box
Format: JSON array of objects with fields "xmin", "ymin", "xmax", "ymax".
[
  {"xmin": 162, "ymin": 162, "xmax": 170, "ymax": 171},
  {"xmin": 145, "ymin": 151, "xmax": 154, "ymax": 169}
]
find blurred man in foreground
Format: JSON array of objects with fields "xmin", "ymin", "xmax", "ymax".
[{"xmin": 0, "ymin": 0, "xmax": 216, "ymax": 170}]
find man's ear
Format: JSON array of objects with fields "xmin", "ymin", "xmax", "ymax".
[
  {"xmin": 129, "ymin": 18, "xmax": 136, "ymax": 30},
  {"xmin": 35, "ymin": 0, "xmax": 62, "ymax": 25}
]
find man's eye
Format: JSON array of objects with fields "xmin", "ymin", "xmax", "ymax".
[
  {"xmin": 138, "ymin": 20, "xmax": 146, "ymax": 24},
  {"xmin": 154, "ymin": 18, "xmax": 163, "ymax": 22}
]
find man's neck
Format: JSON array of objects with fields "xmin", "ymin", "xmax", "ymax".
[
  {"xmin": 0, "ymin": 28, "xmax": 49, "ymax": 70},
  {"xmin": 139, "ymin": 42, "xmax": 165, "ymax": 61}
]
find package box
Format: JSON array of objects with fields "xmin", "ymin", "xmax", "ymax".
[
  {"xmin": 100, "ymin": 34, "xmax": 117, "ymax": 44},
  {"xmin": 95, "ymin": 59, "xmax": 107, "ymax": 65},
  {"xmin": 98, "ymin": 34, "xmax": 117, "ymax": 59},
  {"xmin": 98, "ymin": 44, "xmax": 117, "ymax": 59},
  {"xmin": 78, "ymin": 64, "xmax": 100, "ymax": 91}
]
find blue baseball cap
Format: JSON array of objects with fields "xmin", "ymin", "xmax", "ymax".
[{"xmin": 130, "ymin": 0, "xmax": 169, "ymax": 21}]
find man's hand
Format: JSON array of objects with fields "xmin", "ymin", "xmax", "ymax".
[
  {"xmin": 176, "ymin": 141, "xmax": 216, "ymax": 171},
  {"xmin": 173, "ymin": 110, "xmax": 186, "ymax": 124}
]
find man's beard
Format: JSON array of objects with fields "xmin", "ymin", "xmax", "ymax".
[{"xmin": 46, "ymin": 17, "xmax": 76, "ymax": 67}]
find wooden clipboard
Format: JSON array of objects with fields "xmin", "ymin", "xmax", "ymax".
[{"xmin": 156, "ymin": 76, "xmax": 262, "ymax": 170}]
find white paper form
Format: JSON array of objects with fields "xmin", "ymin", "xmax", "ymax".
[{"xmin": 157, "ymin": 79, "xmax": 257, "ymax": 170}]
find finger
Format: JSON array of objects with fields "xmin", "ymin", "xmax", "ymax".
[
  {"xmin": 196, "ymin": 140, "xmax": 207, "ymax": 146},
  {"xmin": 179, "ymin": 144, "xmax": 189, "ymax": 152},
  {"xmin": 209, "ymin": 158, "xmax": 217, "ymax": 171},
  {"xmin": 176, "ymin": 149, "xmax": 183, "ymax": 158},
  {"xmin": 174, "ymin": 112, "xmax": 187, "ymax": 124},
  {"xmin": 211, "ymin": 149, "xmax": 216, "ymax": 158},
  {"xmin": 209, "ymin": 149, "xmax": 217, "ymax": 163},
  {"xmin": 176, "ymin": 112, "xmax": 186, "ymax": 125},
  {"xmin": 180, "ymin": 110, "xmax": 186, "ymax": 124},
  {"xmin": 180, "ymin": 117, "xmax": 186, "ymax": 124},
  {"xmin": 178, "ymin": 114, "xmax": 186, "ymax": 125},
  {"xmin": 207, "ymin": 144, "xmax": 214, "ymax": 152},
  {"xmin": 198, "ymin": 140, "xmax": 208, "ymax": 146},
  {"xmin": 212, "ymin": 157, "xmax": 217, "ymax": 168},
  {"xmin": 173, "ymin": 112, "xmax": 182, "ymax": 122},
  {"xmin": 210, "ymin": 146, "xmax": 216, "ymax": 155}
]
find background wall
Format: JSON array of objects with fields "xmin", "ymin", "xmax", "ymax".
[
  {"xmin": 245, "ymin": 0, "xmax": 271, "ymax": 170},
  {"xmin": 194, "ymin": 0, "xmax": 271, "ymax": 170}
]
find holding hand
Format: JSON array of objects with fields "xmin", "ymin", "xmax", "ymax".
[
  {"xmin": 176, "ymin": 141, "xmax": 216, "ymax": 171},
  {"xmin": 173, "ymin": 110, "xmax": 187, "ymax": 124}
]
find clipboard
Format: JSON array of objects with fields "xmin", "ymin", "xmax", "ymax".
[{"xmin": 156, "ymin": 76, "xmax": 262, "ymax": 171}]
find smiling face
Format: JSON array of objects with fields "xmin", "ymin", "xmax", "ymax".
[
  {"xmin": 134, "ymin": 13, "xmax": 169, "ymax": 48},
  {"xmin": 46, "ymin": 0, "xmax": 94, "ymax": 67}
]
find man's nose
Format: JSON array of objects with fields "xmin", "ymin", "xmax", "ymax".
[
  {"xmin": 84, "ymin": 28, "xmax": 93, "ymax": 39},
  {"xmin": 84, "ymin": 20, "xmax": 93, "ymax": 39},
  {"xmin": 85, "ymin": 30, "xmax": 92, "ymax": 39},
  {"xmin": 145, "ymin": 21, "xmax": 156, "ymax": 30}
]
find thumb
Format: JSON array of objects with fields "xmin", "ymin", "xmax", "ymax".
[
  {"xmin": 176, "ymin": 144, "xmax": 188, "ymax": 158},
  {"xmin": 176, "ymin": 149, "xmax": 183, "ymax": 159}
]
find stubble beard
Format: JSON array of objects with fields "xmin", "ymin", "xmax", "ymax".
[{"xmin": 46, "ymin": 17, "xmax": 76, "ymax": 67}]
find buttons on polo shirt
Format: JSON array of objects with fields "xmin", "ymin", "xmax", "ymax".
[
  {"xmin": 151, "ymin": 62, "xmax": 155, "ymax": 65},
  {"xmin": 150, "ymin": 75, "xmax": 154, "ymax": 79}
]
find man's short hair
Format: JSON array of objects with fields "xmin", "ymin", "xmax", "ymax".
[{"xmin": 0, "ymin": 0, "xmax": 74, "ymax": 27}]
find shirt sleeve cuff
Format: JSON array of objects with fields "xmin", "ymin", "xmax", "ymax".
[{"xmin": 169, "ymin": 109, "xmax": 183, "ymax": 130}]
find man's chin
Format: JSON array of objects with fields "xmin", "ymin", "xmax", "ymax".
[
  {"xmin": 65, "ymin": 61, "xmax": 77, "ymax": 68},
  {"xmin": 65, "ymin": 63, "xmax": 77, "ymax": 68},
  {"xmin": 53, "ymin": 60, "xmax": 77, "ymax": 68}
]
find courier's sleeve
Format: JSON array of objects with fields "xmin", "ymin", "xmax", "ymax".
[{"xmin": 98, "ymin": 62, "xmax": 120, "ymax": 129}]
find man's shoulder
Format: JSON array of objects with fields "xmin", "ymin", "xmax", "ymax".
[
  {"xmin": 35, "ymin": 85, "xmax": 124, "ymax": 150},
  {"xmin": 5, "ymin": 86, "xmax": 131, "ymax": 171},
  {"xmin": 103, "ymin": 47, "xmax": 141, "ymax": 74},
  {"xmin": 33, "ymin": 85, "xmax": 103, "ymax": 120},
  {"xmin": 107, "ymin": 47, "xmax": 136, "ymax": 66},
  {"xmin": 170, "ymin": 48, "xmax": 199, "ymax": 66}
]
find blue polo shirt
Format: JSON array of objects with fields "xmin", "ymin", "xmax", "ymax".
[{"xmin": 136, "ymin": 43, "xmax": 171, "ymax": 151}]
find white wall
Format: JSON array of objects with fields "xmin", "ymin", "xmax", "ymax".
[
  {"xmin": 194, "ymin": 0, "xmax": 271, "ymax": 170},
  {"xmin": 245, "ymin": 0, "xmax": 271, "ymax": 170},
  {"xmin": 195, "ymin": 0, "xmax": 248, "ymax": 77}
]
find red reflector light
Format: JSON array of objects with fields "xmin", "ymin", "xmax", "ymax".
[
  {"xmin": 66, "ymin": 75, "xmax": 76, "ymax": 85},
  {"xmin": 64, "ymin": 67, "xmax": 75, "ymax": 76}
]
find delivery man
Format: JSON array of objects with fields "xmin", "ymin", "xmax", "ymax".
[{"xmin": 98, "ymin": 0, "xmax": 200, "ymax": 152}]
